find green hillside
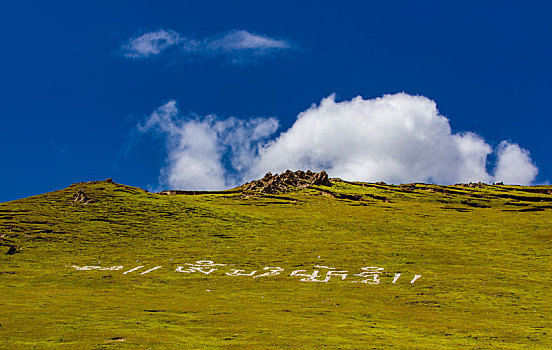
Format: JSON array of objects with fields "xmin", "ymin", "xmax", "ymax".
[{"xmin": 1, "ymin": 174, "xmax": 551, "ymax": 349}]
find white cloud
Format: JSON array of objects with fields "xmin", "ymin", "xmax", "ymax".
[
  {"xmin": 493, "ymin": 141, "xmax": 538, "ymax": 185},
  {"xmin": 122, "ymin": 29, "xmax": 291, "ymax": 62},
  {"xmin": 122, "ymin": 29, "xmax": 181, "ymax": 58},
  {"xmin": 251, "ymin": 93, "xmax": 496, "ymax": 184},
  {"xmin": 138, "ymin": 93, "xmax": 539, "ymax": 189},
  {"xmin": 204, "ymin": 30, "xmax": 290, "ymax": 53},
  {"xmin": 139, "ymin": 101, "xmax": 278, "ymax": 190}
]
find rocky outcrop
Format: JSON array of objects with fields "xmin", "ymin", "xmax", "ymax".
[
  {"xmin": 73, "ymin": 189, "xmax": 93, "ymax": 204},
  {"xmin": 243, "ymin": 170, "xmax": 332, "ymax": 194}
]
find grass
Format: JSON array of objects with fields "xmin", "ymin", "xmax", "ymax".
[{"xmin": 0, "ymin": 179, "xmax": 551, "ymax": 348}]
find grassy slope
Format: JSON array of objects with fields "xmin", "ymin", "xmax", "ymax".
[{"xmin": 0, "ymin": 179, "xmax": 551, "ymax": 349}]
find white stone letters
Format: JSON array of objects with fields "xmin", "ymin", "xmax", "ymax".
[
  {"xmin": 226, "ymin": 269, "xmax": 257, "ymax": 276},
  {"xmin": 253, "ymin": 267, "xmax": 283, "ymax": 278},
  {"xmin": 353, "ymin": 267, "xmax": 384, "ymax": 284},
  {"xmin": 392, "ymin": 273, "xmax": 401, "ymax": 284},
  {"xmin": 68, "ymin": 265, "xmax": 124, "ymax": 271},
  {"xmin": 411, "ymin": 274, "xmax": 422, "ymax": 284},
  {"xmin": 175, "ymin": 260, "xmax": 226, "ymax": 274},
  {"xmin": 291, "ymin": 266, "xmax": 348, "ymax": 283},
  {"xmin": 68, "ymin": 261, "xmax": 422, "ymax": 285}
]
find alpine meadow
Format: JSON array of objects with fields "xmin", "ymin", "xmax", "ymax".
[{"xmin": 1, "ymin": 172, "xmax": 551, "ymax": 348}]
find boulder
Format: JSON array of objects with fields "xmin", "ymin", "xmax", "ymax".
[{"xmin": 6, "ymin": 246, "xmax": 17, "ymax": 255}]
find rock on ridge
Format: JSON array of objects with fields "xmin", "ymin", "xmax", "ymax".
[
  {"xmin": 72, "ymin": 189, "xmax": 93, "ymax": 204},
  {"xmin": 243, "ymin": 170, "xmax": 332, "ymax": 194}
]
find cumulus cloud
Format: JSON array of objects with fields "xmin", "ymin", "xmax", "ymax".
[
  {"xmin": 139, "ymin": 100, "xmax": 279, "ymax": 190},
  {"xmin": 122, "ymin": 29, "xmax": 290, "ymax": 61},
  {"xmin": 493, "ymin": 141, "xmax": 538, "ymax": 185},
  {"xmin": 138, "ymin": 93, "xmax": 538, "ymax": 189}
]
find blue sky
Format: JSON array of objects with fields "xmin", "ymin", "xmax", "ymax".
[{"xmin": 1, "ymin": 1, "xmax": 551, "ymax": 201}]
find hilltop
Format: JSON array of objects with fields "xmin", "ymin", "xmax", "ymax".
[{"xmin": 1, "ymin": 173, "xmax": 551, "ymax": 348}]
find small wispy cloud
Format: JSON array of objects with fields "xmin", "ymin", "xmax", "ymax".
[
  {"xmin": 203, "ymin": 30, "xmax": 290, "ymax": 53},
  {"xmin": 121, "ymin": 29, "xmax": 291, "ymax": 62},
  {"xmin": 122, "ymin": 29, "xmax": 181, "ymax": 58}
]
